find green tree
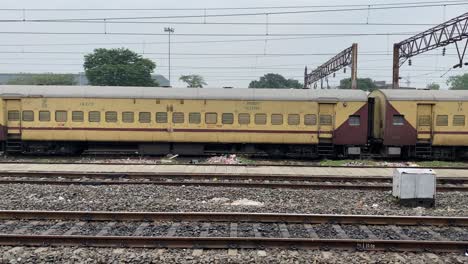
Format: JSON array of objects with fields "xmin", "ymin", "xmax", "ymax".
[
  {"xmin": 84, "ymin": 48, "xmax": 157, "ymax": 87},
  {"xmin": 426, "ymin": 82, "xmax": 440, "ymax": 90},
  {"xmin": 179, "ymin": 74, "xmax": 207, "ymax": 88},
  {"xmin": 7, "ymin": 73, "xmax": 77, "ymax": 85},
  {"xmin": 249, "ymin": 73, "xmax": 303, "ymax": 89},
  {"xmin": 447, "ymin": 73, "xmax": 468, "ymax": 90},
  {"xmin": 339, "ymin": 78, "xmax": 377, "ymax": 92}
]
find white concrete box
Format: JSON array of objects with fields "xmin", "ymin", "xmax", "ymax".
[{"xmin": 392, "ymin": 168, "xmax": 436, "ymax": 207}]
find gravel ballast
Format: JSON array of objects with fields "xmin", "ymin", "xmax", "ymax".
[
  {"xmin": 0, "ymin": 184, "xmax": 466, "ymax": 216},
  {"xmin": 0, "ymin": 247, "xmax": 466, "ymax": 264}
]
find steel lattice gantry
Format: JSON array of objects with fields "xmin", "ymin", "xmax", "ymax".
[
  {"xmin": 304, "ymin": 44, "xmax": 358, "ymax": 89},
  {"xmin": 393, "ymin": 12, "xmax": 468, "ymax": 89}
]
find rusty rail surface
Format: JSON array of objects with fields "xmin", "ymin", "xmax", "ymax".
[
  {"xmin": 0, "ymin": 211, "xmax": 467, "ymax": 252},
  {"xmin": 0, "ymin": 160, "xmax": 467, "ymax": 169},
  {"xmin": 1, "ymin": 210, "xmax": 468, "ymax": 226},
  {"xmin": 0, "ymin": 235, "xmax": 466, "ymax": 252},
  {"xmin": 0, "ymin": 171, "xmax": 466, "ymax": 191}
]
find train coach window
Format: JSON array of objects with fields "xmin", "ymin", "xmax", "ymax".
[
  {"xmin": 156, "ymin": 112, "xmax": 168, "ymax": 123},
  {"xmin": 39, "ymin": 111, "xmax": 50, "ymax": 121},
  {"xmin": 89, "ymin": 111, "xmax": 101, "ymax": 122},
  {"xmin": 139, "ymin": 112, "xmax": 151, "ymax": 123},
  {"xmin": 189, "ymin": 112, "xmax": 201, "ymax": 124},
  {"xmin": 453, "ymin": 115, "xmax": 465, "ymax": 126},
  {"xmin": 418, "ymin": 115, "xmax": 431, "ymax": 126},
  {"xmin": 255, "ymin": 114, "xmax": 267, "ymax": 125},
  {"xmin": 55, "ymin": 111, "xmax": 67, "ymax": 122},
  {"xmin": 436, "ymin": 115, "xmax": 448, "ymax": 126},
  {"xmin": 238, "ymin": 113, "xmax": 250, "ymax": 125},
  {"xmin": 72, "ymin": 111, "xmax": 84, "ymax": 122},
  {"xmin": 319, "ymin": 115, "xmax": 332, "ymax": 126},
  {"xmin": 222, "ymin": 113, "xmax": 234, "ymax": 124},
  {"xmin": 304, "ymin": 114, "xmax": 317, "ymax": 126},
  {"xmin": 22, "ymin": 111, "xmax": 34, "ymax": 122},
  {"xmin": 205, "ymin": 113, "xmax": 217, "ymax": 124},
  {"xmin": 173, "ymin": 112, "xmax": 184, "ymax": 123},
  {"xmin": 271, "ymin": 114, "xmax": 283, "ymax": 125},
  {"xmin": 288, "ymin": 114, "xmax": 300, "ymax": 125},
  {"xmin": 348, "ymin": 115, "xmax": 360, "ymax": 126},
  {"xmin": 105, "ymin": 111, "xmax": 118, "ymax": 123},
  {"xmin": 122, "ymin": 112, "xmax": 134, "ymax": 123},
  {"xmin": 7, "ymin": 111, "xmax": 20, "ymax": 121},
  {"xmin": 392, "ymin": 115, "xmax": 404, "ymax": 126}
]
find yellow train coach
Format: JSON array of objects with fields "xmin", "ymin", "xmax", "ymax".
[
  {"xmin": 0, "ymin": 85, "xmax": 369, "ymax": 157},
  {"xmin": 369, "ymin": 89, "xmax": 468, "ymax": 159}
]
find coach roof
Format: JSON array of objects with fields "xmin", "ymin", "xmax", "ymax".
[
  {"xmin": 0, "ymin": 85, "xmax": 368, "ymax": 102},
  {"xmin": 378, "ymin": 89, "xmax": 468, "ymax": 101}
]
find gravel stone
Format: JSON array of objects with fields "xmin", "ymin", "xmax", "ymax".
[
  {"xmin": 175, "ymin": 223, "xmax": 202, "ymax": 237},
  {"xmin": 340, "ymin": 225, "xmax": 369, "ymax": 239},
  {"xmin": 75, "ymin": 222, "xmax": 106, "ymax": 236},
  {"xmin": 0, "ymin": 247, "xmax": 466, "ymax": 264},
  {"xmin": 207, "ymin": 223, "xmax": 228, "ymax": 237},
  {"xmin": 107, "ymin": 222, "xmax": 140, "ymax": 236},
  {"xmin": 368, "ymin": 226, "xmax": 402, "ymax": 240},
  {"xmin": 287, "ymin": 224, "xmax": 309, "ymax": 238},
  {"xmin": 313, "ymin": 224, "xmax": 337, "ymax": 238},
  {"xmin": 258, "ymin": 223, "xmax": 280, "ymax": 237},
  {"xmin": 141, "ymin": 222, "xmax": 171, "ymax": 236},
  {"xmin": 1, "ymin": 184, "xmax": 466, "ymax": 217},
  {"xmin": 432, "ymin": 227, "xmax": 468, "ymax": 241},
  {"xmin": 237, "ymin": 223, "xmax": 255, "ymax": 237},
  {"xmin": 400, "ymin": 226, "xmax": 436, "ymax": 240}
]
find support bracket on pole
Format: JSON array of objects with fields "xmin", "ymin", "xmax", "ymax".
[
  {"xmin": 392, "ymin": 12, "xmax": 468, "ymax": 89},
  {"xmin": 304, "ymin": 43, "xmax": 358, "ymax": 89}
]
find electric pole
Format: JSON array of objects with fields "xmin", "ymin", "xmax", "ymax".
[{"xmin": 164, "ymin": 27, "xmax": 174, "ymax": 87}]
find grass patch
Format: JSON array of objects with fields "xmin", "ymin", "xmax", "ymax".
[
  {"xmin": 416, "ymin": 160, "xmax": 468, "ymax": 167},
  {"xmin": 237, "ymin": 156, "xmax": 256, "ymax": 165},
  {"xmin": 319, "ymin": 159, "xmax": 378, "ymax": 166}
]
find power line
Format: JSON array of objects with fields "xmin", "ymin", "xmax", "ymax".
[
  {"xmin": 1, "ymin": 1, "xmax": 464, "ymax": 11},
  {"xmin": 0, "ymin": 34, "xmax": 420, "ymax": 48},
  {"xmin": 1, "ymin": 20, "xmax": 440, "ymax": 26},
  {"xmin": 0, "ymin": 50, "xmax": 459, "ymax": 57},
  {"xmin": 0, "ymin": 32, "xmax": 417, "ymax": 37},
  {"xmin": 5, "ymin": 2, "xmax": 464, "ymax": 21}
]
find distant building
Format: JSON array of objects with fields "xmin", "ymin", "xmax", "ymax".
[
  {"xmin": 0, "ymin": 73, "xmax": 170, "ymax": 86},
  {"xmin": 373, "ymin": 80, "xmax": 417, "ymax": 90}
]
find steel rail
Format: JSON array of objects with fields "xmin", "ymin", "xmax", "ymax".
[
  {"xmin": 0, "ymin": 235, "xmax": 467, "ymax": 252},
  {"xmin": 1, "ymin": 210, "xmax": 468, "ymax": 226},
  {"xmin": 0, "ymin": 160, "xmax": 467, "ymax": 169},
  {"xmin": 0, "ymin": 179, "xmax": 465, "ymax": 191},
  {"xmin": 1, "ymin": 211, "xmax": 467, "ymax": 252},
  {"xmin": 0, "ymin": 170, "xmax": 466, "ymax": 183}
]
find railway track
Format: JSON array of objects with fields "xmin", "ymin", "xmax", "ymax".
[
  {"xmin": 0, "ymin": 210, "xmax": 467, "ymax": 252},
  {"xmin": 0, "ymin": 171, "xmax": 467, "ymax": 191},
  {"xmin": 0, "ymin": 160, "xmax": 467, "ymax": 169}
]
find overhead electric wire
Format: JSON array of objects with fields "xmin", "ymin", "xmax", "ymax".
[
  {"xmin": 0, "ymin": 1, "xmax": 464, "ymax": 11},
  {"xmin": 0, "ymin": 32, "xmax": 417, "ymax": 37},
  {"xmin": 5, "ymin": 2, "xmax": 465, "ymax": 22},
  {"xmin": 1, "ymin": 20, "xmax": 440, "ymax": 26},
  {"xmin": 0, "ymin": 50, "xmax": 459, "ymax": 57}
]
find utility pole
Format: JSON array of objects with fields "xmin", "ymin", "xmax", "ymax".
[{"xmin": 164, "ymin": 27, "xmax": 174, "ymax": 87}]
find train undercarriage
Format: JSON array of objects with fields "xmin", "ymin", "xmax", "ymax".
[{"xmin": 2, "ymin": 140, "xmax": 468, "ymax": 160}]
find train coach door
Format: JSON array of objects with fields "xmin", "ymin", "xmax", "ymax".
[
  {"xmin": 318, "ymin": 103, "xmax": 335, "ymax": 139},
  {"xmin": 4, "ymin": 99, "xmax": 22, "ymax": 135},
  {"xmin": 416, "ymin": 104, "xmax": 433, "ymax": 142}
]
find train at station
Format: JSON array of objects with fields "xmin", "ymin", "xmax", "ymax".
[{"xmin": 0, "ymin": 85, "xmax": 467, "ymax": 160}]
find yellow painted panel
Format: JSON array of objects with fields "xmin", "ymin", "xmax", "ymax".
[{"xmin": 14, "ymin": 97, "xmax": 366, "ymax": 145}]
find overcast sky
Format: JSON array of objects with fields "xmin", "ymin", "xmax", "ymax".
[{"xmin": 0, "ymin": 0, "xmax": 467, "ymax": 88}]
